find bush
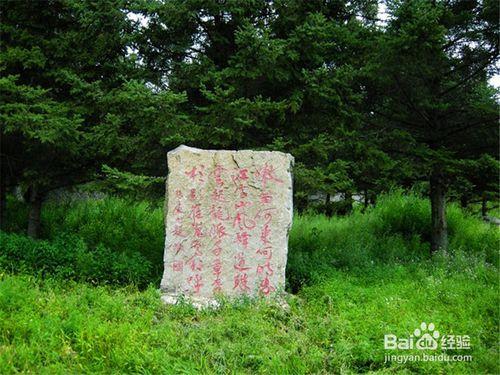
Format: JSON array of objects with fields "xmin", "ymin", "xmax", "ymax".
[
  {"xmin": 0, "ymin": 232, "xmax": 153, "ymax": 287},
  {"xmin": 4, "ymin": 196, "xmax": 165, "ymax": 280},
  {"xmin": 286, "ymin": 191, "xmax": 499, "ymax": 292}
]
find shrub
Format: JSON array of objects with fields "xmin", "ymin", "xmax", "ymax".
[{"xmin": 0, "ymin": 232, "xmax": 153, "ymax": 287}]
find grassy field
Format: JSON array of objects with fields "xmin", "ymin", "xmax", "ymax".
[{"xmin": 1, "ymin": 193, "xmax": 498, "ymax": 373}]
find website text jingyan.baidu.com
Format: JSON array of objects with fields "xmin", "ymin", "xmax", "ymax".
[{"xmin": 383, "ymin": 322, "xmax": 473, "ymax": 363}]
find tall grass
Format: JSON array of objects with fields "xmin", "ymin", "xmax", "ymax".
[{"xmin": 2, "ymin": 192, "xmax": 498, "ymax": 290}]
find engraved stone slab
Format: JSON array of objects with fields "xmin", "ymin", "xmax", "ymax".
[{"xmin": 160, "ymin": 145, "xmax": 294, "ymax": 304}]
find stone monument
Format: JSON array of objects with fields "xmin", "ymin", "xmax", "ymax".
[{"xmin": 160, "ymin": 145, "xmax": 294, "ymax": 306}]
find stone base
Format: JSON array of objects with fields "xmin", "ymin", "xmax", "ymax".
[
  {"xmin": 161, "ymin": 293, "xmax": 221, "ymax": 310},
  {"xmin": 160, "ymin": 292, "xmax": 291, "ymax": 310}
]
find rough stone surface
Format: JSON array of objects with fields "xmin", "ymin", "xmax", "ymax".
[{"xmin": 160, "ymin": 145, "xmax": 294, "ymax": 303}]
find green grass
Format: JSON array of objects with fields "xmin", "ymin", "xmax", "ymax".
[
  {"xmin": 1, "ymin": 192, "xmax": 498, "ymax": 373},
  {"xmin": 0, "ymin": 259, "xmax": 497, "ymax": 374}
]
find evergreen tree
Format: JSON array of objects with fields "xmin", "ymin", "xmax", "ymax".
[
  {"xmin": 1, "ymin": 0, "xmax": 137, "ymax": 236},
  {"xmin": 364, "ymin": 0, "xmax": 499, "ymax": 251}
]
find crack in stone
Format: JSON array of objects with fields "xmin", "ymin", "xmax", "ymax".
[{"xmin": 231, "ymin": 154, "xmax": 240, "ymax": 169}]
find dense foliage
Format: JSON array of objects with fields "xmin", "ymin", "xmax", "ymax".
[{"xmin": 1, "ymin": 0, "xmax": 498, "ymax": 252}]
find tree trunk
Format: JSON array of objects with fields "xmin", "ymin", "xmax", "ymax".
[
  {"xmin": 325, "ymin": 193, "xmax": 332, "ymax": 217},
  {"xmin": 481, "ymin": 192, "xmax": 488, "ymax": 217},
  {"xmin": 364, "ymin": 189, "xmax": 369, "ymax": 211},
  {"xmin": 344, "ymin": 192, "xmax": 353, "ymax": 215},
  {"xmin": 460, "ymin": 195, "xmax": 468, "ymax": 209},
  {"xmin": 0, "ymin": 179, "xmax": 6, "ymax": 229},
  {"xmin": 430, "ymin": 168, "xmax": 448, "ymax": 253},
  {"xmin": 27, "ymin": 186, "xmax": 43, "ymax": 238}
]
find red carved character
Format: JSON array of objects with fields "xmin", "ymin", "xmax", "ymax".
[
  {"xmin": 210, "ymin": 223, "xmax": 227, "ymax": 239},
  {"xmin": 189, "ymin": 204, "xmax": 203, "ymax": 221},
  {"xmin": 237, "ymin": 168, "xmax": 249, "ymax": 180},
  {"xmin": 211, "ymin": 188, "xmax": 226, "ymax": 203},
  {"xmin": 191, "ymin": 222, "xmax": 204, "ymax": 238},
  {"xmin": 256, "ymin": 246, "xmax": 272, "ymax": 259},
  {"xmin": 235, "ymin": 200, "xmax": 252, "ymax": 210},
  {"xmin": 212, "ymin": 278, "xmax": 222, "ymax": 292},
  {"xmin": 212, "ymin": 164, "xmax": 227, "ymax": 186},
  {"xmin": 185, "ymin": 165, "xmax": 205, "ymax": 182},
  {"xmin": 189, "ymin": 188, "xmax": 197, "ymax": 201},
  {"xmin": 260, "ymin": 191, "xmax": 273, "ymax": 204},
  {"xmin": 235, "ymin": 184, "xmax": 248, "ymax": 198},
  {"xmin": 209, "ymin": 205, "xmax": 229, "ymax": 221},
  {"xmin": 212, "ymin": 240, "xmax": 223, "ymax": 256},
  {"xmin": 233, "ymin": 273, "xmax": 250, "ymax": 292},
  {"xmin": 186, "ymin": 257, "xmax": 203, "ymax": 272},
  {"xmin": 236, "ymin": 231, "xmax": 250, "ymax": 248},
  {"xmin": 172, "ymin": 260, "xmax": 183, "ymax": 272},
  {"xmin": 257, "ymin": 259, "xmax": 274, "ymax": 276},
  {"xmin": 255, "ymin": 163, "xmax": 283, "ymax": 188},
  {"xmin": 173, "ymin": 202, "xmax": 183, "ymax": 215},
  {"xmin": 234, "ymin": 252, "xmax": 251, "ymax": 272},
  {"xmin": 190, "ymin": 239, "xmax": 202, "ymax": 255},
  {"xmin": 259, "ymin": 276, "xmax": 275, "ymax": 295},
  {"xmin": 172, "ymin": 224, "xmax": 186, "ymax": 237},
  {"xmin": 260, "ymin": 223, "xmax": 271, "ymax": 244},
  {"xmin": 188, "ymin": 274, "xmax": 203, "ymax": 294},
  {"xmin": 212, "ymin": 258, "xmax": 222, "ymax": 276},
  {"xmin": 233, "ymin": 212, "xmax": 256, "ymax": 230}
]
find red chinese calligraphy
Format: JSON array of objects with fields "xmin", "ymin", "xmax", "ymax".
[
  {"xmin": 234, "ymin": 252, "xmax": 251, "ymax": 272},
  {"xmin": 185, "ymin": 165, "xmax": 205, "ymax": 182},
  {"xmin": 212, "ymin": 258, "xmax": 222, "ymax": 292},
  {"xmin": 256, "ymin": 259, "xmax": 274, "ymax": 276},
  {"xmin": 172, "ymin": 224, "xmax": 187, "ymax": 237},
  {"xmin": 259, "ymin": 276, "xmax": 275, "ymax": 295},
  {"xmin": 236, "ymin": 231, "xmax": 250, "ymax": 248},
  {"xmin": 233, "ymin": 212, "xmax": 256, "ymax": 230},
  {"xmin": 235, "ymin": 200, "xmax": 252, "ymax": 210},
  {"xmin": 212, "ymin": 164, "xmax": 227, "ymax": 186},
  {"xmin": 212, "ymin": 240, "xmax": 223, "ymax": 256},
  {"xmin": 174, "ymin": 202, "xmax": 183, "ymax": 215},
  {"xmin": 234, "ymin": 184, "xmax": 248, "ymax": 198},
  {"xmin": 260, "ymin": 223, "xmax": 271, "ymax": 244},
  {"xmin": 190, "ymin": 239, "xmax": 202, "ymax": 254},
  {"xmin": 186, "ymin": 257, "xmax": 203, "ymax": 272},
  {"xmin": 260, "ymin": 191, "xmax": 273, "ymax": 204},
  {"xmin": 256, "ymin": 246, "xmax": 272, "ymax": 259},
  {"xmin": 211, "ymin": 188, "xmax": 226, "ymax": 202},
  {"xmin": 172, "ymin": 260, "xmax": 183, "ymax": 272},
  {"xmin": 189, "ymin": 203, "xmax": 202, "ymax": 221},
  {"xmin": 213, "ymin": 279, "xmax": 222, "ymax": 292},
  {"xmin": 254, "ymin": 163, "xmax": 283, "ymax": 188},
  {"xmin": 209, "ymin": 223, "xmax": 227, "ymax": 239},
  {"xmin": 209, "ymin": 205, "xmax": 229, "ymax": 221},
  {"xmin": 192, "ymin": 222, "xmax": 204, "ymax": 238},
  {"xmin": 189, "ymin": 188, "xmax": 197, "ymax": 201},
  {"xmin": 188, "ymin": 274, "xmax": 203, "ymax": 294},
  {"xmin": 233, "ymin": 273, "xmax": 250, "ymax": 292}
]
